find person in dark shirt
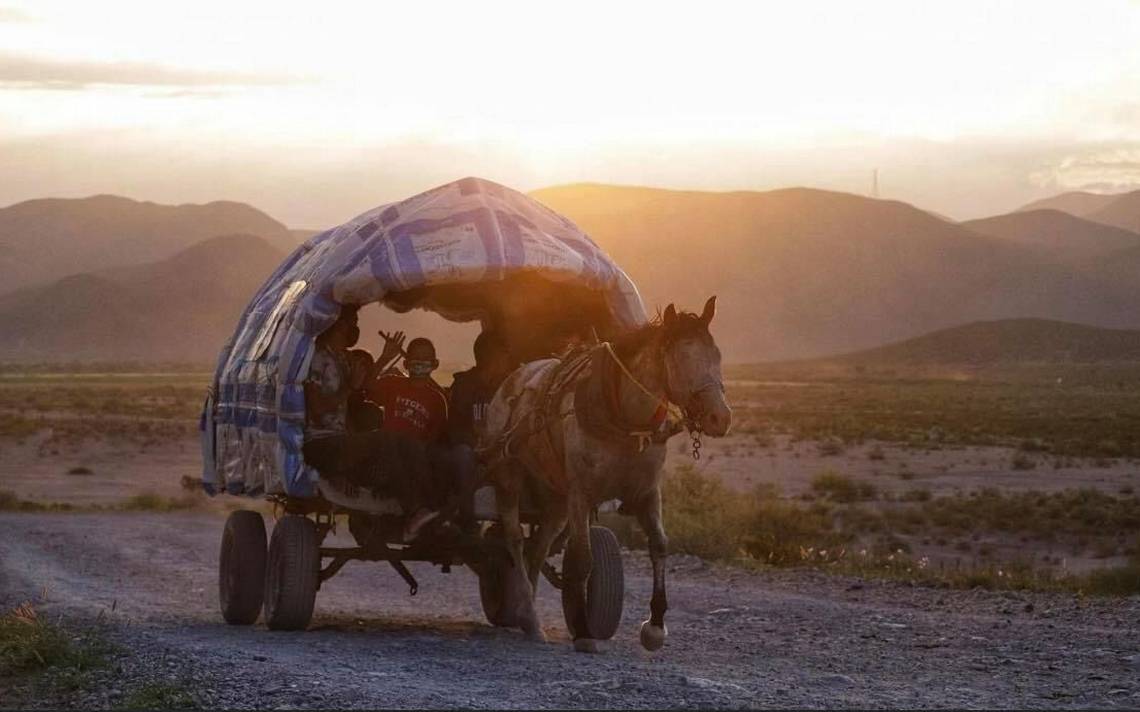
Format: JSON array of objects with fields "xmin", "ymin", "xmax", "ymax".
[
  {"xmin": 448, "ymin": 331, "xmax": 515, "ymax": 447},
  {"xmin": 445, "ymin": 331, "xmax": 516, "ymax": 527}
]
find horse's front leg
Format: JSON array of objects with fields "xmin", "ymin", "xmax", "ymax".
[
  {"xmin": 635, "ymin": 487, "xmax": 669, "ymax": 651},
  {"xmin": 493, "ymin": 466, "xmax": 545, "ymax": 642}
]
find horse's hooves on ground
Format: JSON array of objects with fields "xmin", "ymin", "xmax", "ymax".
[
  {"xmin": 639, "ymin": 620, "xmax": 667, "ymax": 651},
  {"xmin": 524, "ymin": 626, "xmax": 547, "ymax": 643},
  {"xmin": 573, "ymin": 637, "xmax": 599, "ymax": 654}
]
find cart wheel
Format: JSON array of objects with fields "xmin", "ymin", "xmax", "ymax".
[
  {"xmin": 219, "ymin": 510, "xmax": 267, "ymax": 625},
  {"xmin": 478, "ymin": 524, "xmax": 518, "ymax": 627},
  {"xmin": 563, "ymin": 525, "xmax": 624, "ymax": 640},
  {"xmin": 264, "ymin": 515, "xmax": 319, "ymax": 631}
]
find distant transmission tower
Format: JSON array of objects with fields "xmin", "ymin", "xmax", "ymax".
[{"xmin": 871, "ymin": 168, "xmax": 880, "ymax": 199}]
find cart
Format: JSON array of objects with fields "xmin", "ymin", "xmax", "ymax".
[{"xmin": 201, "ymin": 177, "xmax": 648, "ymax": 634}]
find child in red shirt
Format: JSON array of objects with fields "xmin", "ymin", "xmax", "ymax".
[
  {"xmin": 364, "ymin": 336, "xmax": 450, "ymax": 540},
  {"xmin": 366, "ymin": 370, "xmax": 448, "ymax": 442}
]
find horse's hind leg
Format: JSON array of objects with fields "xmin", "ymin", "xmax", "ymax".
[
  {"xmin": 525, "ymin": 504, "xmax": 567, "ymax": 595},
  {"xmin": 634, "ymin": 487, "xmax": 669, "ymax": 651},
  {"xmin": 562, "ymin": 493, "xmax": 597, "ymax": 653},
  {"xmin": 494, "ymin": 471, "xmax": 545, "ymax": 642}
]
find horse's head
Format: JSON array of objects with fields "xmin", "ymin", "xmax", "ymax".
[{"xmin": 662, "ymin": 296, "xmax": 732, "ymax": 437}]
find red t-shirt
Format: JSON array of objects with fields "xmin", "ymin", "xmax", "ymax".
[{"xmin": 365, "ymin": 374, "xmax": 448, "ymax": 442}]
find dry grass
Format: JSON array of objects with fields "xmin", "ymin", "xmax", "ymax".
[
  {"xmin": 726, "ymin": 362, "xmax": 1140, "ymax": 457},
  {"xmin": 0, "ymin": 490, "xmax": 75, "ymax": 512},
  {"xmin": 0, "ymin": 603, "xmax": 110, "ymax": 677},
  {"xmin": 609, "ymin": 466, "xmax": 1140, "ymax": 596},
  {"xmin": 118, "ymin": 492, "xmax": 203, "ymax": 512},
  {"xmin": 0, "ymin": 489, "xmax": 205, "ymax": 513}
]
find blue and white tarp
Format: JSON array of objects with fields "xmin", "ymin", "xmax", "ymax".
[{"xmin": 201, "ymin": 177, "xmax": 647, "ymax": 498}]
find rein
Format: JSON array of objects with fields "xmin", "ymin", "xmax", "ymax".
[{"xmin": 602, "ymin": 342, "xmax": 707, "ymax": 458}]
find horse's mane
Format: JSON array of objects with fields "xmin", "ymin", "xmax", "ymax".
[{"xmin": 612, "ymin": 307, "xmax": 706, "ymax": 359}]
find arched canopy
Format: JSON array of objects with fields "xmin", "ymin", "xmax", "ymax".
[{"xmin": 202, "ymin": 177, "xmax": 647, "ymax": 498}]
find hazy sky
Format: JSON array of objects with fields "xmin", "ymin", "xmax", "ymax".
[{"xmin": 2, "ymin": 1, "xmax": 1139, "ymax": 227}]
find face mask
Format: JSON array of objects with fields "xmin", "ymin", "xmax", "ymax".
[{"xmin": 408, "ymin": 361, "xmax": 434, "ymax": 378}]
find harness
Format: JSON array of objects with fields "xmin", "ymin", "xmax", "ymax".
[
  {"xmin": 483, "ymin": 342, "xmax": 690, "ymax": 473},
  {"xmin": 574, "ymin": 343, "xmax": 682, "ymax": 451}
]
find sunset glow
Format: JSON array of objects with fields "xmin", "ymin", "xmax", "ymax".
[{"xmin": 2, "ymin": 1, "xmax": 1139, "ymax": 225}]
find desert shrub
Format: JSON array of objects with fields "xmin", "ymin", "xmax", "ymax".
[
  {"xmin": 817, "ymin": 438, "xmax": 845, "ymax": 456},
  {"xmin": 1082, "ymin": 555, "xmax": 1140, "ymax": 596},
  {"xmin": 179, "ymin": 475, "xmax": 202, "ymax": 493},
  {"xmin": 661, "ymin": 464, "xmax": 751, "ymax": 560},
  {"xmin": 742, "ymin": 494, "xmax": 849, "ymax": 565},
  {"xmin": 900, "ymin": 488, "xmax": 932, "ymax": 502},
  {"xmin": 0, "ymin": 490, "xmax": 74, "ymax": 512},
  {"xmin": 119, "ymin": 492, "xmax": 200, "ymax": 512},
  {"xmin": 811, "ymin": 471, "xmax": 876, "ymax": 503},
  {"xmin": 66, "ymin": 466, "xmax": 93, "ymax": 476},
  {"xmin": 1010, "ymin": 452, "xmax": 1036, "ymax": 470}
]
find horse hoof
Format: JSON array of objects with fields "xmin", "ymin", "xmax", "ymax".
[
  {"xmin": 639, "ymin": 620, "xmax": 667, "ymax": 651},
  {"xmin": 525, "ymin": 626, "xmax": 547, "ymax": 643},
  {"xmin": 573, "ymin": 638, "xmax": 599, "ymax": 654}
]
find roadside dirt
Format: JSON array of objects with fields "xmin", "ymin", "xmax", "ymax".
[{"xmin": 2, "ymin": 511, "xmax": 1138, "ymax": 709}]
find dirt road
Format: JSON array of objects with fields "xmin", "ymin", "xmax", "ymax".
[{"xmin": 2, "ymin": 511, "xmax": 1138, "ymax": 709}]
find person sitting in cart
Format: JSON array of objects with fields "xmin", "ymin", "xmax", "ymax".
[
  {"xmin": 364, "ymin": 334, "xmax": 451, "ymax": 540},
  {"xmin": 445, "ymin": 330, "xmax": 515, "ymax": 526},
  {"xmin": 301, "ymin": 309, "xmax": 430, "ymax": 530},
  {"xmin": 301, "ymin": 307, "xmax": 381, "ymax": 476}
]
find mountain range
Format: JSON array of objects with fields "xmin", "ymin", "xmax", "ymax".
[
  {"xmin": 2, "ymin": 184, "xmax": 1140, "ymax": 363},
  {"xmin": 532, "ymin": 184, "xmax": 1140, "ymax": 359},
  {"xmin": 1015, "ymin": 189, "xmax": 1140, "ymax": 233},
  {"xmin": 0, "ymin": 195, "xmax": 299, "ymax": 292},
  {"xmin": 0, "ymin": 234, "xmax": 287, "ymax": 362},
  {"xmin": 832, "ymin": 318, "xmax": 1140, "ymax": 366}
]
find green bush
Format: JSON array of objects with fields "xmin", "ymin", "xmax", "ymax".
[
  {"xmin": 0, "ymin": 604, "xmax": 109, "ymax": 677},
  {"xmin": 743, "ymin": 495, "xmax": 848, "ymax": 565},
  {"xmin": 661, "ymin": 464, "xmax": 751, "ymax": 560}
]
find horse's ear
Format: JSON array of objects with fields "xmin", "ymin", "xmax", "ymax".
[
  {"xmin": 663, "ymin": 303, "xmax": 678, "ymax": 326},
  {"xmin": 700, "ymin": 296, "xmax": 717, "ymax": 326}
]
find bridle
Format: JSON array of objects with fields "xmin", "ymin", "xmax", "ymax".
[
  {"xmin": 605, "ymin": 332, "xmax": 724, "ymax": 459},
  {"xmin": 662, "ymin": 337, "xmax": 724, "ymax": 421}
]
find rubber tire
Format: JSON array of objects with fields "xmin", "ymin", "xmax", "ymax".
[
  {"xmin": 563, "ymin": 526, "xmax": 625, "ymax": 640},
  {"xmin": 478, "ymin": 525, "xmax": 517, "ymax": 627},
  {"xmin": 264, "ymin": 515, "xmax": 319, "ymax": 631},
  {"xmin": 218, "ymin": 510, "xmax": 267, "ymax": 625}
]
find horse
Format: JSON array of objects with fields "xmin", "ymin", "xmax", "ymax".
[{"xmin": 480, "ymin": 296, "xmax": 732, "ymax": 652}]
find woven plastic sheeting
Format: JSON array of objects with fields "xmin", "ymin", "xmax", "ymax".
[{"xmin": 201, "ymin": 177, "xmax": 647, "ymax": 498}]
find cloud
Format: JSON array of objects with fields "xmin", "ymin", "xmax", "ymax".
[
  {"xmin": 0, "ymin": 51, "xmax": 306, "ymax": 90},
  {"xmin": 0, "ymin": 7, "xmax": 32, "ymax": 22},
  {"xmin": 1030, "ymin": 146, "xmax": 1140, "ymax": 192}
]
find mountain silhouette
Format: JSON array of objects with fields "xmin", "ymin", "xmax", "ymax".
[
  {"xmin": 531, "ymin": 184, "xmax": 1139, "ymax": 360},
  {"xmin": 0, "ymin": 234, "xmax": 287, "ymax": 362},
  {"xmin": 0, "ymin": 195, "xmax": 298, "ymax": 292},
  {"xmin": 831, "ymin": 318, "xmax": 1140, "ymax": 366},
  {"xmin": 1016, "ymin": 191, "xmax": 1121, "ymax": 217},
  {"xmin": 962, "ymin": 209, "xmax": 1140, "ymax": 264}
]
